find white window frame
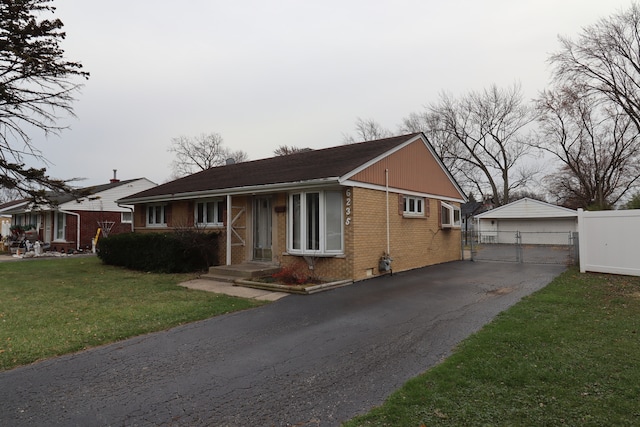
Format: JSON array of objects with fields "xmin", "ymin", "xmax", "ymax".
[
  {"xmin": 121, "ymin": 211, "xmax": 133, "ymax": 224},
  {"xmin": 403, "ymin": 196, "xmax": 425, "ymax": 216},
  {"xmin": 147, "ymin": 204, "xmax": 167, "ymax": 227},
  {"xmin": 195, "ymin": 200, "xmax": 224, "ymax": 227},
  {"xmin": 54, "ymin": 212, "xmax": 66, "ymax": 241},
  {"xmin": 288, "ymin": 190, "xmax": 343, "ymax": 255},
  {"xmin": 441, "ymin": 202, "xmax": 461, "ymax": 228}
]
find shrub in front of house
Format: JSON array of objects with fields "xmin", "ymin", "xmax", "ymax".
[{"xmin": 97, "ymin": 231, "xmax": 219, "ymax": 273}]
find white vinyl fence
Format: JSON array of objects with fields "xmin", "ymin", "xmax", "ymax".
[{"xmin": 577, "ymin": 208, "xmax": 640, "ymax": 277}]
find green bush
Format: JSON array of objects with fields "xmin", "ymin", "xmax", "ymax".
[{"xmin": 97, "ymin": 231, "xmax": 219, "ymax": 273}]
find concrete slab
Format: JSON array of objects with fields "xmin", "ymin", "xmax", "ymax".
[{"xmin": 178, "ymin": 279, "xmax": 288, "ymax": 301}]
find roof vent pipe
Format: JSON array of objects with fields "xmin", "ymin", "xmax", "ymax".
[{"xmin": 110, "ymin": 169, "xmax": 120, "ymax": 183}]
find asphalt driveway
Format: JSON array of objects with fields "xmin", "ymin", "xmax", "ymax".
[{"xmin": 0, "ymin": 260, "xmax": 565, "ymax": 426}]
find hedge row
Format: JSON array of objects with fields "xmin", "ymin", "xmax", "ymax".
[{"xmin": 97, "ymin": 231, "xmax": 219, "ymax": 273}]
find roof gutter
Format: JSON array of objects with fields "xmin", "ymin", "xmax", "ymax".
[{"xmin": 117, "ymin": 178, "xmax": 342, "ymax": 204}]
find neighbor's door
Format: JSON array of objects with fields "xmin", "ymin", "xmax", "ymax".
[{"xmin": 253, "ymin": 197, "xmax": 272, "ymax": 261}]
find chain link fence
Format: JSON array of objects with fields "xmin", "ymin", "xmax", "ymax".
[{"xmin": 463, "ymin": 230, "xmax": 579, "ymax": 265}]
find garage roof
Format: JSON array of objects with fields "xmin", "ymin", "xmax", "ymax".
[{"xmin": 475, "ymin": 198, "xmax": 577, "ymax": 219}]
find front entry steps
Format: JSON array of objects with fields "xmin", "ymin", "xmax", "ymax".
[{"xmin": 201, "ymin": 263, "xmax": 280, "ymax": 283}]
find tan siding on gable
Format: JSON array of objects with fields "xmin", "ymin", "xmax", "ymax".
[{"xmin": 349, "ymin": 139, "xmax": 461, "ymax": 199}]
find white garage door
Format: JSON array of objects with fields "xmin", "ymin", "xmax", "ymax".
[{"xmin": 497, "ymin": 219, "xmax": 576, "ymax": 245}]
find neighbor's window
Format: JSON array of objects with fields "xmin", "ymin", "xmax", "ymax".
[
  {"xmin": 147, "ymin": 204, "xmax": 167, "ymax": 226},
  {"xmin": 441, "ymin": 202, "xmax": 461, "ymax": 228},
  {"xmin": 195, "ymin": 200, "xmax": 224, "ymax": 226},
  {"xmin": 54, "ymin": 212, "xmax": 66, "ymax": 240},
  {"xmin": 403, "ymin": 196, "xmax": 424, "ymax": 216},
  {"xmin": 121, "ymin": 211, "xmax": 133, "ymax": 223},
  {"xmin": 289, "ymin": 190, "xmax": 343, "ymax": 254}
]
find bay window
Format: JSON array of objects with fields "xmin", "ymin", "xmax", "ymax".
[
  {"xmin": 289, "ymin": 190, "xmax": 343, "ymax": 254},
  {"xmin": 441, "ymin": 202, "xmax": 461, "ymax": 228}
]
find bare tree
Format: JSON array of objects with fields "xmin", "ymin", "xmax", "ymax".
[
  {"xmin": 0, "ymin": 187, "xmax": 20, "ymax": 204},
  {"xmin": 1, "ymin": 0, "xmax": 89, "ymax": 202},
  {"xmin": 342, "ymin": 117, "xmax": 393, "ymax": 144},
  {"xmin": 273, "ymin": 145, "xmax": 312, "ymax": 156},
  {"xmin": 168, "ymin": 133, "xmax": 248, "ymax": 178},
  {"xmin": 423, "ymin": 84, "xmax": 537, "ymax": 205},
  {"xmin": 536, "ymin": 87, "xmax": 640, "ymax": 209},
  {"xmin": 550, "ymin": 3, "xmax": 640, "ymax": 134}
]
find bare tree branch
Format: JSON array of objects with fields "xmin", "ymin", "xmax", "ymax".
[
  {"xmin": 168, "ymin": 133, "xmax": 248, "ymax": 178},
  {"xmin": 342, "ymin": 117, "xmax": 393, "ymax": 144}
]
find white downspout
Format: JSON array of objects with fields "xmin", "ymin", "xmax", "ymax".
[
  {"xmin": 117, "ymin": 204, "xmax": 135, "ymax": 232},
  {"xmin": 385, "ymin": 168, "xmax": 390, "ymax": 255},
  {"xmin": 59, "ymin": 210, "xmax": 81, "ymax": 251},
  {"xmin": 226, "ymin": 194, "xmax": 232, "ymax": 265}
]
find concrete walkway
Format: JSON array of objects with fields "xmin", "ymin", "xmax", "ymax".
[{"xmin": 178, "ymin": 278, "xmax": 289, "ymax": 301}]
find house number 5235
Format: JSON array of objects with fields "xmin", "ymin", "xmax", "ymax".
[{"xmin": 345, "ymin": 188, "xmax": 351, "ymax": 225}]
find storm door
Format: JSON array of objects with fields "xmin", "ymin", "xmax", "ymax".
[{"xmin": 253, "ymin": 197, "xmax": 272, "ymax": 261}]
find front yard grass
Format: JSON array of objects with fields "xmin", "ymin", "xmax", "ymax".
[
  {"xmin": 345, "ymin": 268, "xmax": 640, "ymax": 426},
  {"xmin": 0, "ymin": 256, "xmax": 265, "ymax": 371}
]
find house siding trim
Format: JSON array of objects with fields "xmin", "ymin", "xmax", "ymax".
[{"xmin": 340, "ymin": 180, "xmax": 465, "ymax": 203}]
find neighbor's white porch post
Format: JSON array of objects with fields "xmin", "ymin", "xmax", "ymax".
[{"xmin": 226, "ymin": 194, "xmax": 232, "ymax": 265}]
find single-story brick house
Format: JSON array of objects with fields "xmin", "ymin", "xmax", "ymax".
[
  {"xmin": 1, "ymin": 177, "xmax": 156, "ymax": 252},
  {"xmin": 119, "ymin": 133, "xmax": 466, "ymax": 281}
]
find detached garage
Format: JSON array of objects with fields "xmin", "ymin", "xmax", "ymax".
[{"xmin": 475, "ymin": 198, "xmax": 577, "ymax": 245}]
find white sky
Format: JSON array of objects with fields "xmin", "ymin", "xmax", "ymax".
[{"xmin": 26, "ymin": 0, "xmax": 634, "ymax": 187}]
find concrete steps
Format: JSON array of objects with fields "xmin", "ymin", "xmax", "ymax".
[{"xmin": 200, "ymin": 263, "xmax": 280, "ymax": 283}]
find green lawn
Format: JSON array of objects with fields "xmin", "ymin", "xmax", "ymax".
[
  {"xmin": 345, "ymin": 268, "xmax": 640, "ymax": 426},
  {"xmin": 0, "ymin": 256, "xmax": 265, "ymax": 371}
]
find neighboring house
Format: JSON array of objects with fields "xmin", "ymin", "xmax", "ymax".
[
  {"xmin": 119, "ymin": 133, "xmax": 467, "ymax": 282},
  {"xmin": 0, "ymin": 177, "xmax": 156, "ymax": 252},
  {"xmin": 475, "ymin": 198, "xmax": 578, "ymax": 245}
]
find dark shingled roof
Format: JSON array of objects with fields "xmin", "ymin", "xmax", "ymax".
[{"xmin": 121, "ymin": 133, "xmax": 422, "ymax": 201}]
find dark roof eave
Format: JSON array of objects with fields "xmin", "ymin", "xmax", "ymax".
[{"xmin": 117, "ymin": 177, "xmax": 343, "ymax": 204}]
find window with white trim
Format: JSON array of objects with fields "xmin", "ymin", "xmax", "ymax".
[
  {"xmin": 121, "ymin": 211, "xmax": 133, "ymax": 223},
  {"xmin": 288, "ymin": 190, "xmax": 343, "ymax": 254},
  {"xmin": 54, "ymin": 212, "xmax": 66, "ymax": 240},
  {"xmin": 441, "ymin": 202, "xmax": 461, "ymax": 228},
  {"xmin": 147, "ymin": 204, "xmax": 167, "ymax": 227},
  {"xmin": 403, "ymin": 196, "xmax": 425, "ymax": 216},
  {"xmin": 195, "ymin": 200, "xmax": 224, "ymax": 226}
]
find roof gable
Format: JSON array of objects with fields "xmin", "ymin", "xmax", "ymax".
[
  {"xmin": 121, "ymin": 133, "xmax": 465, "ymax": 203},
  {"xmin": 475, "ymin": 198, "xmax": 577, "ymax": 219},
  {"xmin": 344, "ymin": 136, "xmax": 465, "ymax": 199}
]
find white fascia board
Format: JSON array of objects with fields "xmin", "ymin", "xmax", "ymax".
[
  {"xmin": 341, "ymin": 180, "xmax": 466, "ymax": 203},
  {"xmin": 118, "ymin": 178, "xmax": 341, "ymax": 204}
]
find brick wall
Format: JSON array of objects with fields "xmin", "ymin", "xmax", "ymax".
[{"xmin": 351, "ymin": 187, "xmax": 461, "ymax": 281}]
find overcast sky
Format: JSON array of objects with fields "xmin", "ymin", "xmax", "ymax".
[{"xmin": 26, "ymin": 0, "xmax": 634, "ymax": 187}]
